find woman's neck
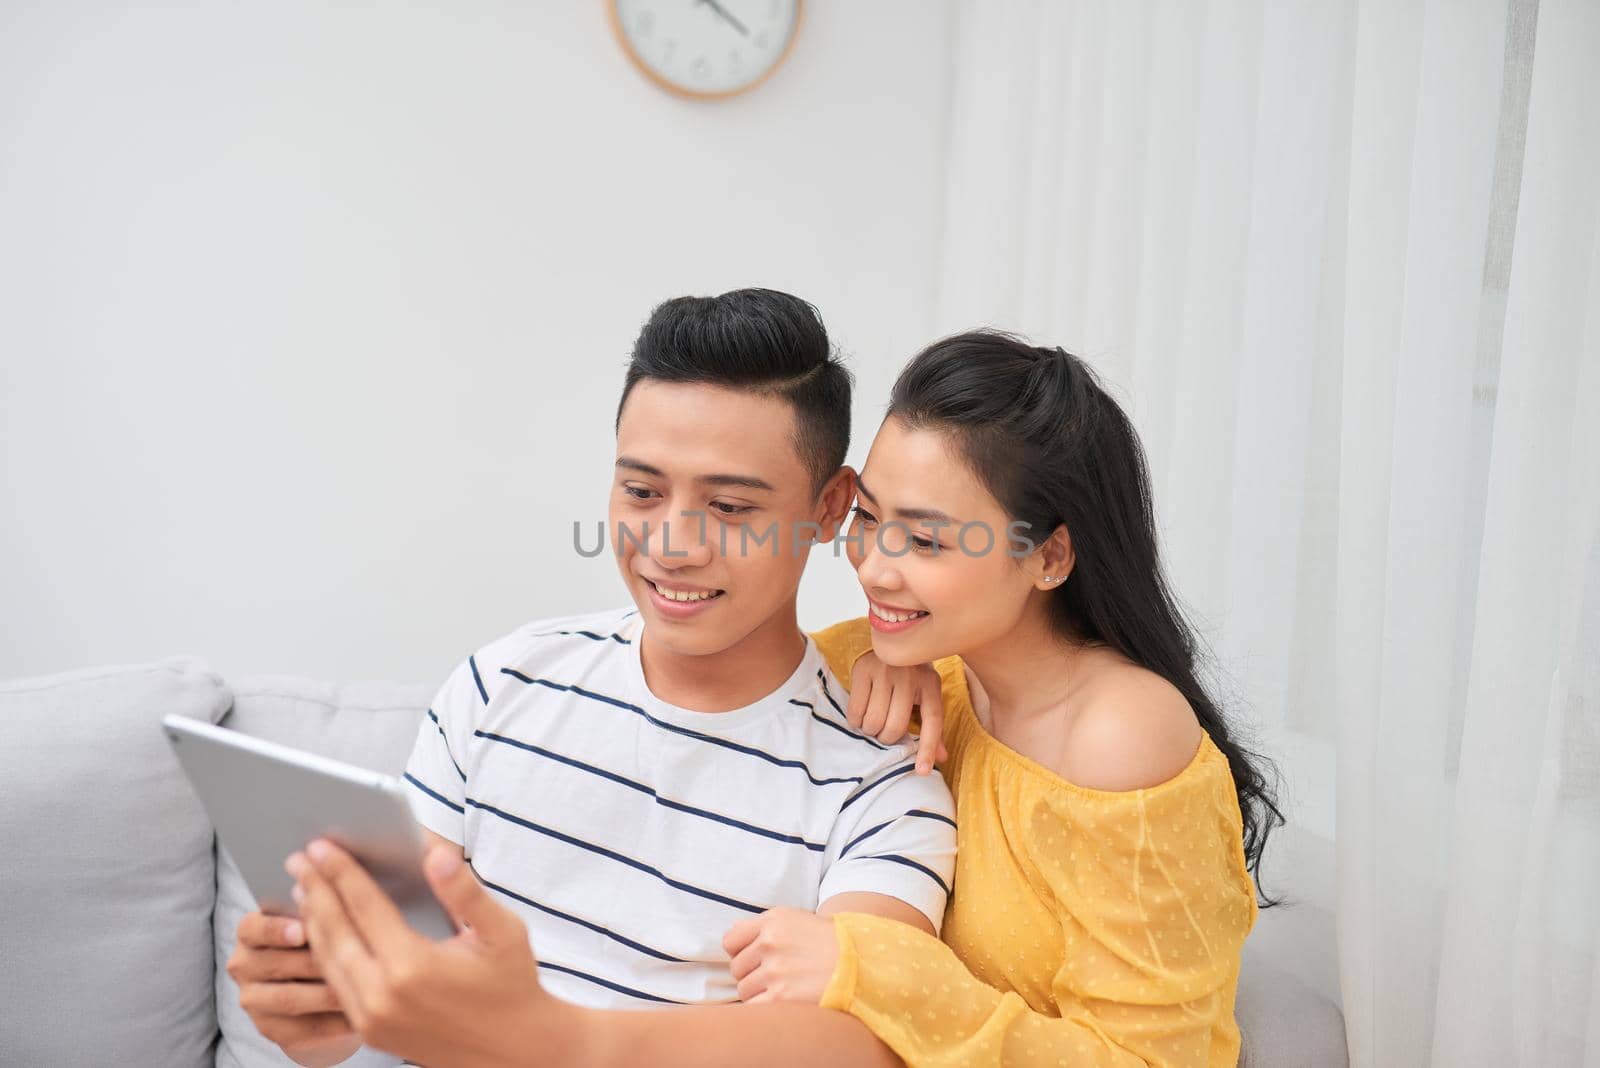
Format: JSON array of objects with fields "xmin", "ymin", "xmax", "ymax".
[{"xmin": 960, "ymin": 601, "xmax": 1079, "ymax": 723}]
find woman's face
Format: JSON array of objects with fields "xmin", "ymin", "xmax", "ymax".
[{"xmin": 845, "ymin": 416, "xmax": 1046, "ymax": 666}]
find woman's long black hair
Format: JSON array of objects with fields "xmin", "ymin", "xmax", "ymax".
[{"xmin": 889, "ymin": 330, "xmax": 1282, "ymax": 902}]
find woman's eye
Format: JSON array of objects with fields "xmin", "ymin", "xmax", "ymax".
[
  {"xmin": 911, "ymin": 536, "xmax": 937, "ymax": 552},
  {"xmin": 710, "ymin": 501, "xmax": 754, "ymax": 516},
  {"xmin": 850, "ymin": 505, "xmax": 878, "ymax": 526}
]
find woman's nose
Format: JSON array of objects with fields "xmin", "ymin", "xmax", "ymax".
[{"xmin": 853, "ymin": 533, "xmax": 901, "ymax": 592}]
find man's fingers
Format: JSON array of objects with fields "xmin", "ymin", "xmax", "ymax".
[
  {"xmin": 238, "ymin": 978, "xmax": 344, "ymax": 1017},
  {"xmin": 256, "ymin": 1011, "xmax": 356, "ymax": 1050},
  {"xmin": 293, "ymin": 853, "xmax": 384, "ymax": 1003},
  {"xmin": 303, "ymin": 840, "xmax": 419, "ymax": 962},
  {"xmin": 231, "ymin": 946, "xmax": 325, "ymax": 982},
  {"xmin": 238, "ymin": 910, "xmax": 306, "ymax": 948},
  {"xmin": 421, "ymin": 844, "xmax": 518, "ymax": 946},
  {"xmin": 300, "ymin": 925, "xmax": 374, "ymax": 1028}
]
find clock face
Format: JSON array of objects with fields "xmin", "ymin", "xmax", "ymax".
[{"xmin": 611, "ymin": 0, "xmax": 802, "ymax": 98}]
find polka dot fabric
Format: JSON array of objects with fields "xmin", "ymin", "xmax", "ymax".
[{"xmin": 810, "ymin": 619, "xmax": 1257, "ymax": 1067}]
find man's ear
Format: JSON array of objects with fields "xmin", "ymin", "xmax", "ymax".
[{"xmin": 814, "ymin": 466, "xmax": 857, "ymax": 541}]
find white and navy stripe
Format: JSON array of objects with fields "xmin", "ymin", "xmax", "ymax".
[{"xmin": 404, "ymin": 606, "xmax": 956, "ymax": 1009}]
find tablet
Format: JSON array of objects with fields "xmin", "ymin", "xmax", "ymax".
[{"xmin": 162, "ymin": 714, "xmax": 456, "ymax": 940}]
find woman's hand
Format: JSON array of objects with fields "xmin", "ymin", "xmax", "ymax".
[
  {"xmin": 723, "ymin": 908, "xmax": 841, "ymax": 1005},
  {"xmin": 846, "ymin": 651, "xmax": 947, "ymax": 774},
  {"xmin": 290, "ymin": 839, "xmax": 592, "ymax": 1068}
]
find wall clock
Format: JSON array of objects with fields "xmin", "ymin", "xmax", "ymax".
[{"xmin": 609, "ymin": 0, "xmax": 803, "ymax": 99}]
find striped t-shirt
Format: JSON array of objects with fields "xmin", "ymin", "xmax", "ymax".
[{"xmin": 404, "ymin": 606, "xmax": 957, "ymax": 1008}]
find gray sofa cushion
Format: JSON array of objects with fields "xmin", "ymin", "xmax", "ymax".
[
  {"xmin": 1236, "ymin": 949, "xmax": 1349, "ymax": 1067},
  {"xmin": 0, "ymin": 657, "xmax": 231, "ymax": 1068},
  {"xmin": 212, "ymin": 676, "xmax": 433, "ymax": 1068}
]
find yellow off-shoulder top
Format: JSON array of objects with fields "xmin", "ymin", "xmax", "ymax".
[{"xmin": 809, "ymin": 618, "xmax": 1258, "ymax": 1068}]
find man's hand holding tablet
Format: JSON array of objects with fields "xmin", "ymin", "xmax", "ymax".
[
  {"xmin": 229, "ymin": 905, "xmax": 358, "ymax": 1067},
  {"xmin": 161, "ymin": 715, "xmax": 468, "ymax": 1065},
  {"xmin": 285, "ymin": 837, "xmax": 589, "ymax": 1067}
]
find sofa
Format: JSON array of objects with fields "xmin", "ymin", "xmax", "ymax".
[{"xmin": 0, "ymin": 655, "xmax": 1348, "ymax": 1067}]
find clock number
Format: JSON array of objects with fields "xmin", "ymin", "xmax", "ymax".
[{"xmin": 613, "ymin": 0, "xmax": 798, "ymax": 97}]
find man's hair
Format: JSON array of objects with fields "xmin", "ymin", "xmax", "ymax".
[{"xmin": 616, "ymin": 288, "xmax": 853, "ymax": 496}]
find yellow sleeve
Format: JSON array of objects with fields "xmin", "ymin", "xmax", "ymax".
[
  {"xmin": 822, "ymin": 905, "xmax": 1247, "ymax": 1068},
  {"xmin": 821, "ymin": 759, "xmax": 1257, "ymax": 1067},
  {"xmin": 822, "ymin": 914, "xmax": 1149, "ymax": 1067}
]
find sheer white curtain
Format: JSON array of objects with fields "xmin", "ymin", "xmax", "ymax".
[{"xmin": 930, "ymin": 1, "xmax": 1599, "ymax": 1064}]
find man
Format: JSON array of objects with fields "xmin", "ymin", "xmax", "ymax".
[{"xmin": 229, "ymin": 289, "xmax": 955, "ymax": 1066}]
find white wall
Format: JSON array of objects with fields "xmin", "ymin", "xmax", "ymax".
[{"xmin": 0, "ymin": 0, "xmax": 956, "ymax": 683}]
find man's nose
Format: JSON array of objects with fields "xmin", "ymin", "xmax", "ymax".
[{"xmin": 647, "ymin": 510, "xmax": 713, "ymax": 569}]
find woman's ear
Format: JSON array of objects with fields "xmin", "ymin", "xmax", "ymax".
[
  {"xmin": 1030, "ymin": 524, "xmax": 1075, "ymax": 591},
  {"xmin": 815, "ymin": 466, "xmax": 857, "ymax": 541}
]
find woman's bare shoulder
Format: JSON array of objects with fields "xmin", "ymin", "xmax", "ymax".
[{"xmin": 1057, "ymin": 651, "xmax": 1204, "ymax": 791}]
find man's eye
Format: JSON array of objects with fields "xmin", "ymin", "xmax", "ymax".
[
  {"xmin": 710, "ymin": 501, "xmax": 754, "ymax": 516},
  {"xmin": 623, "ymin": 486, "xmax": 657, "ymax": 500}
]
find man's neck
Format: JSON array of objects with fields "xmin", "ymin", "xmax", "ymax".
[{"xmin": 637, "ymin": 603, "xmax": 808, "ymax": 713}]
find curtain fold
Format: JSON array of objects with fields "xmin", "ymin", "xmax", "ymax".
[{"xmin": 933, "ymin": 2, "xmax": 1599, "ymax": 1063}]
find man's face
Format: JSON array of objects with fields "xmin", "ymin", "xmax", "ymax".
[{"xmin": 610, "ymin": 379, "xmax": 841, "ymax": 658}]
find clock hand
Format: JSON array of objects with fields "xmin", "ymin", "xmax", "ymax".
[{"xmin": 695, "ymin": 0, "xmax": 750, "ymax": 37}]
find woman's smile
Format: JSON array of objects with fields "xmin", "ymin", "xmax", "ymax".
[{"xmin": 867, "ymin": 598, "xmax": 931, "ymax": 633}]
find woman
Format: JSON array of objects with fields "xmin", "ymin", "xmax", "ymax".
[
  {"xmin": 295, "ymin": 330, "xmax": 1278, "ymax": 1067},
  {"xmin": 723, "ymin": 329, "xmax": 1279, "ymax": 1065}
]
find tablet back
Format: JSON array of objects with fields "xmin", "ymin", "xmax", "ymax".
[{"xmin": 162, "ymin": 714, "xmax": 455, "ymax": 940}]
